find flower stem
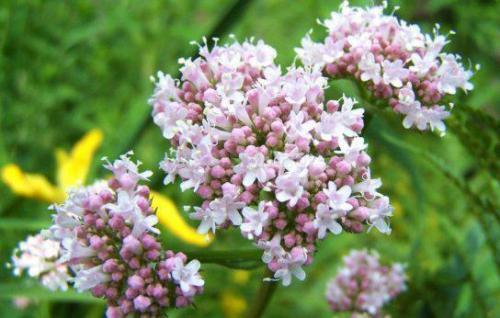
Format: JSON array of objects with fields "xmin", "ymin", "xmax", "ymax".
[
  {"xmin": 246, "ymin": 268, "xmax": 278, "ymax": 318},
  {"xmin": 184, "ymin": 249, "xmax": 263, "ymax": 269}
]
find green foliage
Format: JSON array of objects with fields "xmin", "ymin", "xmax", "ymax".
[{"xmin": 0, "ymin": 0, "xmax": 498, "ymax": 317}]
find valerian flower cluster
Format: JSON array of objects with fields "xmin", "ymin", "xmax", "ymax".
[
  {"xmin": 150, "ymin": 38, "xmax": 393, "ymax": 286},
  {"xmin": 326, "ymin": 249, "xmax": 406, "ymax": 317},
  {"xmin": 11, "ymin": 153, "xmax": 205, "ymax": 318},
  {"xmin": 296, "ymin": 1, "xmax": 475, "ymax": 134}
]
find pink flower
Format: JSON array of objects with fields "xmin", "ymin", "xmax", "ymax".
[
  {"xmin": 382, "ymin": 59, "xmax": 409, "ymax": 88},
  {"xmin": 323, "ymin": 182, "xmax": 353, "ymax": 212},
  {"xmin": 234, "ymin": 147, "xmax": 269, "ymax": 187},
  {"xmin": 241, "ymin": 201, "xmax": 270, "ymax": 239},
  {"xmin": 313, "ymin": 203, "xmax": 343, "ymax": 239},
  {"xmin": 275, "ymin": 173, "xmax": 304, "ymax": 207},
  {"xmin": 171, "ymin": 258, "xmax": 204, "ymax": 295},
  {"xmin": 358, "ymin": 53, "xmax": 381, "ymax": 84}
]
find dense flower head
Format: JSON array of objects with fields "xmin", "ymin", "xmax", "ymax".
[
  {"xmin": 150, "ymin": 38, "xmax": 393, "ymax": 286},
  {"xmin": 48, "ymin": 152, "xmax": 204, "ymax": 317},
  {"xmin": 296, "ymin": 1, "xmax": 475, "ymax": 134},
  {"xmin": 326, "ymin": 249, "xmax": 406, "ymax": 317},
  {"xmin": 10, "ymin": 231, "xmax": 70, "ymax": 291}
]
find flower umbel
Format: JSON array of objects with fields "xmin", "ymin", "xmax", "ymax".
[
  {"xmin": 296, "ymin": 2, "xmax": 475, "ymax": 134},
  {"xmin": 150, "ymin": 38, "xmax": 393, "ymax": 286},
  {"xmin": 326, "ymin": 249, "xmax": 406, "ymax": 317},
  {"xmin": 48, "ymin": 153, "xmax": 204, "ymax": 317}
]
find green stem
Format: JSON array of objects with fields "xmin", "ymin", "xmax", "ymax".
[
  {"xmin": 184, "ymin": 249, "xmax": 263, "ymax": 269},
  {"xmin": 246, "ymin": 268, "xmax": 278, "ymax": 318}
]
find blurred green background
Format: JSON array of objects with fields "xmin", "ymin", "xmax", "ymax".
[{"xmin": 0, "ymin": 0, "xmax": 498, "ymax": 317}]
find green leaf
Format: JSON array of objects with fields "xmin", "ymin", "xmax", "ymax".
[
  {"xmin": 185, "ymin": 249, "xmax": 263, "ymax": 270},
  {"xmin": 0, "ymin": 218, "xmax": 50, "ymax": 231},
  {"xmin": 0, "ymin": 284, "xmax": 104, "ymax": 304}
]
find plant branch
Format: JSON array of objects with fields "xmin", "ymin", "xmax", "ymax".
[
  {"xmin": 185, "ymin": 248, "xmax": 263, "ymax": 269},
  {"xmin": 246, "ymin": 268, "xmax": 278, "ymax": 318}
]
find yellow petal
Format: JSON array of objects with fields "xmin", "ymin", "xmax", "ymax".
[
  {"xmin": 56, "ymin": 128, "xmax": 103, "ymax": 189},
  {"xmin": 1, "ymin": 164, "xmax": 65, "ymax": 203},
  {"xmin": 151, "ymin": 191, "xmax": 213, "ymax": 247}
]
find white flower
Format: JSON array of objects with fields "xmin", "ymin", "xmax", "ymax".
[
  {"xmin": 313, "ymin": 203, "xmax": 343, "ymax": 239},
  {"xmin": 367, "ymin": 196, "xmax": 393, "ymax": 234},
  {"xmin": 295, "ymin": 35, "xmax": 328, "ymax": 67},
  {"xmin": 337, "ymin": 96, "xmax": 364, "ymax": 134},
  {"xmin": 179, "ymin": 58, "xmax": 210, "ymax": 89},
  {"xmin": 316, "ymin": 97, "xmax": 363, "ymax": 140},
  {"xmin": 295, "ymin": 35, "xmax": 344, "ymax": 67},
  {"xmin": 283, "ymin": 78, "xmax": 308, "ymax": 106},
  {"xmin": 274, "ymin": 248, "xmax": 308, "ymax": 286},
  {"xmin": 73, "ymin": 265, "xmax": 110, "ymax": 292},
  {"xmin": 106, "ymin": 190, "xmax": 140, "ymax": 220},
  {"xmin": 40, "ymin": 266, "xmax": 70, "ymax": 291},
  {"xmin": 281, "ymin": 155, "xmax": 312, "ymax": 184},
  {"xmin": 11, "ymin": 233, "xmax": 70, "ymax": 292},
  {"xmin": 190, "ymin": 206, "xmax": 225, "ymax": 234},
  {"xmin": 336, "ymin": 137, "xmax": 367, "ymax": 166},
  {"xmin": 249, "ymin": 40, "xmax": 277, "ymax": 68},
  {"xmin": 424, "ymin": 106, "xmax": 449, "ymax": 134},
  {"xmin": 286, "ymin": 111, "xmax": 316, "ymax": 143},
  {"xmin": 234, "ymin": 149, "xmax": 269, "ymax": 187},
  {"xmin": 153, "ymin": 102, "xmax": 189, "ymax": 140},
  {"xmin": 131, "ymin": 213, "xmax": 160, "ymax": 237},
  {"xmin": 149, "ymin": 71, "xmax": 180, "ymax": 111},
  {"xmin": 400, "ymin": 103, "xmax": 449, "ymax": 133},
  {"xmin": 323, "ymin": 181, "xmax": 353, "ymax": 211},
  {"xmin": 275, "ymin": 172, "xmax": 304, "ymax": 207},
  {"xmin": 401, "ymin": 103, "xmax": 427, "ymax": 130},
  {"xmin": 358, "ymin": 53, "xmax": 381, "ymax": 84},
  {"xmin": 323, "ymin": 37, "xmax": 346, "ymax": 63},
  {"xmin": 171, "ymin": 258, "xmax": 204, "ymax": 295},
  {"xmin": 241, "ymin": 201, "xmax": 270, "ymax": 239},
  {"xmin": 397, "ymin": 23, "xmax": 425, "ymax": 50},
  {"xmin": 409, "ymin": 53, "xmax": 436, "ymax": 77},
  {"xmin": 60, "ymin": 238, "xmax": 96, "ymax": 264},
  {"xmin": 159, "ymin": 156, "xmax": 179, "ymax": 185},
  {"xmin": 209, "ymin": 194, "xmax": 246, "ymax": 226},
  {"xmin": 103, "ymin": 151, "xmax": 153, "ymax": 182},
  {"xmin": 259, "ymin": 234, "xmax": 285, "ymax": 263},
  {"xmin": 317, "ymin": 112, "xmax": 346, "ymax": 141},
  {"xmin": 352, "ymin": 177, "xmax": 382, "ymax": 198},
  {"xmin": 382, "ymin": 59, "xmax": 409, "ymax": 88},
  {"xmin": 436, "ymin": 54, "xmax": 474, "ymax": 94}
]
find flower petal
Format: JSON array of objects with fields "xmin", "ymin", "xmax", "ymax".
[
  {"xmin": 56, "ymin": 129, "xmax": 103, "ymax": 189},
  {"xmin": 152, "ymin": 191, "xmax": 213, "ymax": 247},
  {"xmin": 1, "ymin": 164, "xmax": 65, "ymax": 203}
]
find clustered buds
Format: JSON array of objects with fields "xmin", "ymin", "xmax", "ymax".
[
  {"xmin": 326, "ymin": 249, "xmax": 406, "ymax": 317},
  {"xmin": 10, "ymin": 231, "xmax": 70, "ymax": 291},
  {"xmin": 150, "ymin": 38, "xmax": 393, "ymax": 285},
  {"xmin": 46, "ymin": 153, "xmax": 204, "ymax": 317},
  {"xmin": 296, "ymin": 1, "xmax": 475, "ymax": 134}
]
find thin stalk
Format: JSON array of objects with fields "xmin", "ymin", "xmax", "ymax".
[
  {"xmin": 184, "ymin": 248, "xmax": 263, "ymax": 269},
  {"xmin": 246, "ymin": 268, "xmax": 278, "ymax": 318}
]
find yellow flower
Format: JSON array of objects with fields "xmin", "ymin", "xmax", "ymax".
[
  {"xmin": 221, "ymin": 290, "xmax": 248, "ymax": 318},
  {"xmin": 152, "ymin": 191, "xmax": 212, "ymax": 247},
  {"xmin": 1, "ymin": 129, "xmax": 211, "ymax": 247},
  {"xmin": 1, "ymin": 129, "xmax": 103, "ymax": 203}
]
